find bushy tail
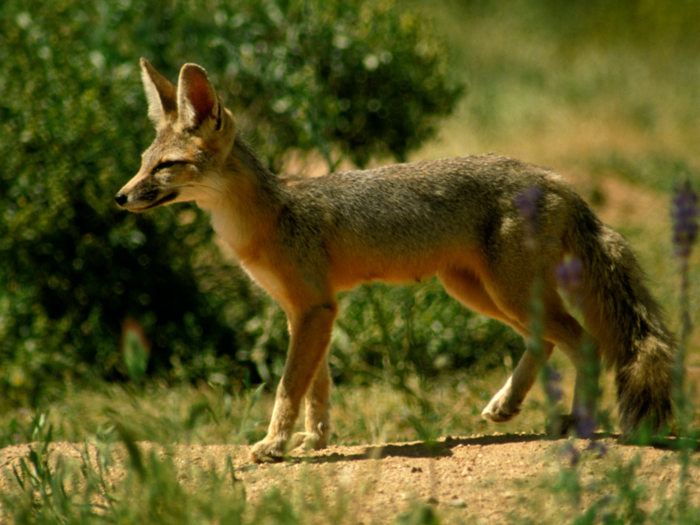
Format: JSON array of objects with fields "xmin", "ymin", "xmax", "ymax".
[{"xmin": 568, "ymin": 201, "xmax": 675, "ymax": 435}]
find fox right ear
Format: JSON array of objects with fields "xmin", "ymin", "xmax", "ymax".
[
  {"xmin": 140, "ymin": 58, "xmax": 177, "ymax": 128},
  {"xmin": 177, "ymin": 63, "xmax": 221, "ymax": 131}
]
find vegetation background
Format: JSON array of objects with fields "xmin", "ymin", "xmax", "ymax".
[
  {"xmin": 1, "ymin": 0, "xmax": 700, "ymax": 523},
  {"xmin": 0, "ymin": 0, "xmax": 481, "ymax": 404}
]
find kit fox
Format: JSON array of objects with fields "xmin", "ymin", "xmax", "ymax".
[{"xmin": 116, "ymin": 59, "xmax": 675, "ymax": 462}]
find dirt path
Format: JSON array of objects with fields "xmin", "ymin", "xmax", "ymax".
[{"xmin": 2, "ymin": 434, "xmax": 698, "ymax": 523}]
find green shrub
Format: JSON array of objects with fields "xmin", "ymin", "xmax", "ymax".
[
  {"xmin": 0, "ymin": 0, "xmax": 464, "ymax": 400},
  {"xmin": 333, "ymin": 281, "xmax": 523, "ymax": 386}
]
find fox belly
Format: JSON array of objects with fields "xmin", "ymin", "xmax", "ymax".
[{"xmin": 327, "ymin": 240, "xmax": 489, "ymax": 292}]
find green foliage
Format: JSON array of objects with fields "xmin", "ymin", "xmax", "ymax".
[
  {"xmin": 0, "ymin": 0, "xmax": 249, "ymax": 398},
  {"xmin": 396, "ymin": 504, "xmax": 441, "ymax": 525},
  {"xmin": 2, "ymin": 441, "xmax": 249, "ymax": 524},
  {"xmin": 0, "ymin": 411, "xmax": 54, "ymax": 449},
  {"xmin": 334, "ymin": 280, "xmax": 523, "ymax": 385},
  {"xmin": 121, "ymin": 319, "xmax": 150, "ymax": 385},
  {"xmin": 207, "ymin": 0, "xmax": 464, "ymax": 168},
  {"xmin": 0, "ymin": 0, "xmax": 463, "ymax": 398}
]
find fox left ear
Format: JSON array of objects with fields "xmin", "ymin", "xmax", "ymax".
[
  {"xmin": 140, "ymin": 58, "xmax": 178, "ymax": 128},
  {"xmin": 177, "ymin": 63, "xmax": 222, "ymax": 131}
]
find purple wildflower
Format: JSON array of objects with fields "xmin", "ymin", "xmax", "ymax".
[
  {"xmin": 586, "ymin": 439, "xmax": 608, "ymax": 457},
  {"xmin": 544, "ymin": 367, "xmax": 563, "ymax": 403},
  {"xmin": 672, "ymin": 179, "xmax": 699, "ymax": 260},
  {"xmin": 516, "ymin": 186, "xmax": 543, "ymax": 243},
  {"xmin": 671, "ymin": 179, "xmax": 698, "ymax": 425},
  {"xmin": 574, "ymin": 406, "xmax": 596, "ymax": 439},
  {"xmin": 556, "ymin": 256, "xmax": 583, "ymax": 305},
  {"xmin": 561, "ymin": 441, "xmax": 580, "ymax": 467}
]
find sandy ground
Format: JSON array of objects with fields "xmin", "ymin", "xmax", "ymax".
[{"xmin": 1, "ymin": 433, "xmax": 699, "ymax": 524}]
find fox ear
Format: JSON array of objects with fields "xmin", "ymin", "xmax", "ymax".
[
  {"xmin": 140, "ymin": 58, "xmax": 177, "ymax": 128},
  {"xmin": 177, "ymin": 63, "xmax": 221, "ymax": 131}
]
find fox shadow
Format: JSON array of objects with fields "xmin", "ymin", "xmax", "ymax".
[
  {"xmin": 286, "ymin": 432, "xmax": 596, "ymax": 464},
  {"xmin": 282, "ymin": 430, "xmax": 700, "ymax": 465}
]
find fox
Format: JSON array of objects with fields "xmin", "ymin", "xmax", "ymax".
[{"xmin": 116, "ymin": 59, "xmax": 675, "ymax": 462}]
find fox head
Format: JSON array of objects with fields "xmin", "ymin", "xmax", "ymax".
[{"xmin": 115, "ymin": 59, "xmax": 236, "ymax": 212}]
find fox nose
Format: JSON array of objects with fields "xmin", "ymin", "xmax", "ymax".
[{"xmin": 114, "ymin": 193, "xmax": 128, "ymax": 206}]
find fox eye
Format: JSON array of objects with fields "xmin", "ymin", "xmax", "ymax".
[{"xmin": 153, "ymin": 160, "xmax": 186, "ymax": 173}]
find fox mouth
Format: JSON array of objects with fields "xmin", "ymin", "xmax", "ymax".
[
  {"xmin": 121, "ymin": 191, "xmax": 179, "ymax": 212},
  {"xmin": 147, "ymin": 191, "xmax": 179, "ymax": 208}
]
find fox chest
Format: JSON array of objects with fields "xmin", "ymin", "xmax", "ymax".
[{"xmin": 241, "ymin": 260, "xmax": 291, "ymax": 310}]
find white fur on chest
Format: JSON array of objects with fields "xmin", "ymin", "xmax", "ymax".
[
  {"xmin": 201, "ymin": 199, "xmax": 253, "ymax": 258},
  {"xmin": 240, "ymin": 261, "xmax": 292, "ymax": 313},
  {"xmin": 200, "ymin": 199, "xmax": 291, "ymax": 313}
]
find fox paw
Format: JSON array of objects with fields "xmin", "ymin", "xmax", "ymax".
[
  {"xmin": 481, "ymin": 389, "xmax": 521, "ymax": 423},
  {"xmin": 546, "ymin": 414, "xmax": 580, "ymax": 438},
  {"xmin": 289, "ymin": 431, "xmax": 328, "ymax": 451},
  {"xmin": 249, "ymin": 437, "xmax": 288, "ymax": 463}
]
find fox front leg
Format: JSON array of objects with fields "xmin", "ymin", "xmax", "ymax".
[
  {"xmin": 249, "ymin": 303, "xmax": 337, "ymax": 463},
  {"xmin": 288, "ymin": 351, "xmax": 332, "ymax": 451}
]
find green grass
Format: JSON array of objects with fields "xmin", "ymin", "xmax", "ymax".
[
  {"xmin": 416, "ymin": 0, "xmax": 700, "ymax": 168},
  {"xmin": 0, "ymin": 365, "xmax": 560, "ymax": 449},
  {"xmin": 0, "ymin": 372, "xmax": 697, "ymax": 524}
]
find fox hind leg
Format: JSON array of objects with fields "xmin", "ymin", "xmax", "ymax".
[
  {"xmin": 484, "ymin": 285, "xmax": 600, "ymax": 434},
  {"xmin": 438, "ymin": 268, "xmax": 538, "ymax": 422},
  {"xmin": 438, "ymin": 267, "xmax": 598, "ymax": 428},
  {"xmin": 482, "ymin": 342, "xmax": 555, "ymax": 422},
  {"xmin": 539, "ymin": 291, "xmax": 600, "ymax": 432}
]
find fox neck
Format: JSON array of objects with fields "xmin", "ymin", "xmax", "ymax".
[{"xmin": 197, "ymin": 135, "xmax": 283, "ymax": 262}]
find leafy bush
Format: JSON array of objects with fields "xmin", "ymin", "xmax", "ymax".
[
  {"xmin": 0, "ymin": 0, "xmax": 468, "ymax": 402},
  {"xmin": 333, "ymin": 281, "xmax": 523, "ymax": 387}
]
